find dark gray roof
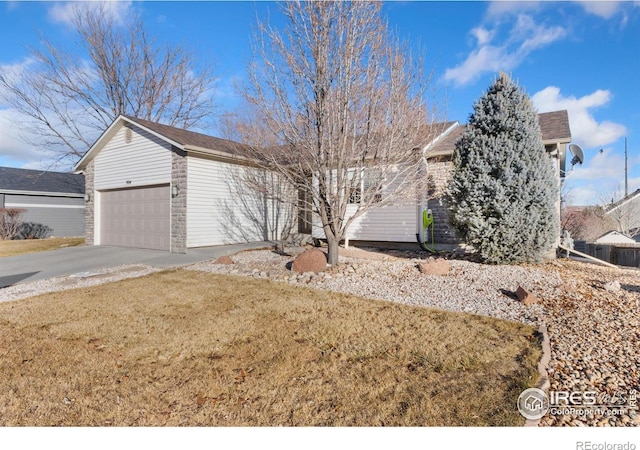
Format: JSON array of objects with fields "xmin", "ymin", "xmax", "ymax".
[
  {"xmin": 123, "ymin": 116, "xmax": 251, "ymax": 156},
  {"xmin": 0, "ymin": 167, "xmax": 84, "ymax": 194}
]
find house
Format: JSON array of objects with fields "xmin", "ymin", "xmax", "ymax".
[
  {"xmin": 0, "ymin": 166, "xmax": 85, "ymax": 237},
  {"xmin": 73, "ymin": 115, "xmax": 290, "ymax": 253},
  {"xmin": 604, "ymin": 188, "xmax": 640, "ymax": 238},
  {"xmin": 74, "ymin": 111, "xmax": 572, "ymax": 253},
  {"xmin": 594, "ymin": 230, "xmax": 637, "ymax": 245}
]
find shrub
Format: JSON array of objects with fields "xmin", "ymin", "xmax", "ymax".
[
  {"xmin": 16, "ymin": 222, "xmax": 53, "ymax": 240},
  {"xmin": 444, "ymin": 72, "xmax": 559, "ymax": 264},
  {"xmin": 0, "ymin": 208, "xmax": 25, "ymax": 240}
]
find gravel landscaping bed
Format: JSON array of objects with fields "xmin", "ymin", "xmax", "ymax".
[
  {"xmin": 536, "ymin": 262, "xmax": 640, "ymax": 427},
  {"xmin": 187, "ymin": 247, "xmax": 552, "ymax": 324}
]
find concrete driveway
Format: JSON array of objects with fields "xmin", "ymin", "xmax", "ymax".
[{"xmin": 0, "ymin": 242, "xmax": 271, "ymax": 288}]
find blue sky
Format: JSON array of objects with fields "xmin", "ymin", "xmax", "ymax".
[{"xmin": 0, "ymin": 1, "xmax": 638, "ymax": 206}]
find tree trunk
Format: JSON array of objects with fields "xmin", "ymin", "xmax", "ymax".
[{"xmin": 326, "ymin": 236, "xmax": 340, "ymax": 266}]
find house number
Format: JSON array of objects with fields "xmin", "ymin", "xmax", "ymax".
[{"xmin": 126, "ymin": 180, "xmax": 132, "ymax": 184}]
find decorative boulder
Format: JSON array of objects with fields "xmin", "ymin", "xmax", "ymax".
[
  {"xmin": 214, "ymin": 255, "xmax": 235, "ymax": 265},
  {"xmin": 291, "ymin": 249, "xmax": 327, "ymax": 273},
  {"xmin": 417, "ymin": 258, "xmax": 450, "ymax": 276},
  {"xmin": 516, "ymin": 286, "xmax": 539, "ymax": 305}
]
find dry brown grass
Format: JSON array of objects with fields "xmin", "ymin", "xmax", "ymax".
[
  {"xmin": 0, "ymin": 237, "xmax": 84, "ymax": 257},
  {"xmin": 0, "ymin": 270, "xmax": 541, "ymax": 426}
]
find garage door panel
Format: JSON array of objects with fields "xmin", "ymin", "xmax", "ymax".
[{"xmin": 100, "ymin": 185, "xmax": 170, "ymax": 251}]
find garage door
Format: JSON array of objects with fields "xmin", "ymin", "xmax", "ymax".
[{"xmin": 100, "ymin": 185, "xmax": 170, "ymax": 251}]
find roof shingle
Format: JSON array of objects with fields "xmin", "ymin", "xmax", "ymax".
[
  {"xmin": 123, "ymin": 116, "xmax": 250, "ymax": 156},
  {"xmin": 425, "ymin": 110, "xmax": 572, "ymax": 159},
  {"xmin": 0, "ymin": 167, "xmax": 84, "ymax": 194}
]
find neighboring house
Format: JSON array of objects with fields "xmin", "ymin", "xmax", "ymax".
[
  {"xmin": 594, "ymin": 230, "xmax": 637, "ymax": 245},
  {"xmin": 74, "ymin": 111, "xmax": 573, "ymax": 253},
  {"xmin": 73, "ymin": 115, "xmax": 290, "ymax": 253},
  {"xmin": 604, "ymin": 188, "xmax": 640, "ymax": 238},
  {"xmin": 0, "ymin": 166, "xmax": 85, "ymax": 237}
]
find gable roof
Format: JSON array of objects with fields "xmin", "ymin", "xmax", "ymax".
[
  {"xmin": 605, "ymin": 188, "xmax": 640, "ymax": 214},
  {"xmin": 0, "ymin": 166, "xmax": 84, "ymax": 195},
  {"xmin": 424, "ymin": 110, "xmax": 572, "ymax": 160},
  {"xmin": 120, "ymin": 116, "xmax": 249, "ymax": 157},
  {"xmin": 74, "ymin": 115, "xmax": 461, "ymax": 172},
  {"xmin": 424, "ymin": 124, "xmax": 466, "ymax": 159},
  {"xmin": 538, "ymin": 110, "xmax": 571, "ymax": 143},
  {"xmin": 594, "ymin": 230, "xmax": 637, "ymax": 244},
  {"xmin": 74, "ymin": 115, "xmax": 252, "ymax": 172}
]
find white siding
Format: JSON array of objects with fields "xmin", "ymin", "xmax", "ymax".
[
  {"xmin": 94, "ymin": 124, "xmax": 171, "ymax": 190},
  {"xmin": 312, "ymin": 169, "xmax": 419, "ymax": 243},
  {"xmin": 344, "ymin": 203, "xmax": 417, "ymax": 242},
  {"xmin": 313, "ymin": 202, "xmax": 417, "ymax": 242},
  {"xmin": 187, "ymin": 156, "xmax": 296, "ymax": 248}
]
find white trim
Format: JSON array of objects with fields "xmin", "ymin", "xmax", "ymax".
[
  {"xmin": 94, "ymin": 190, "xmax": 101, "ymax": 245},
  {"xmin": 421, "ymin": 121, "xmax": 460, "ymax": 153},
  {"xmin": 121, "ymin": 117, "xmax": 183, "ymax": 149},
  {"xmin": 5, "ymin": 203, "xmax": 84, "ymax": 209},
  {"xmin": 0, "ymin": 189, "xmax": 84, "ymax": 198},
  {"xmin": 74, "ymin": 115, "xmax": 185, "ymax": 172},
  {"xmin": 605, "ymin": 190, "xmax": 640, "ymax": 215}
]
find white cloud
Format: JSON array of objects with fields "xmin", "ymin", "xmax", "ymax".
[
  {"xmin": 561, "ymin": 147, "xmax": 640, "ymax": 205},
  {"xmin": 532, "ymin": 86, "xmax": 627, "ymax": 148},
  {"xmin": 576, "ymin": 1, "xmax": 623, "ymax": 19},
  {"xmin": 0, "ymin": 109, "xmax": 48, "ymax": 166},
  {"xmin": 48, "ymin": 1, "xmax": 133, "ymax": 26},
  {"xmin": 486, "ymin": 1, "xmax": 542, "ymax": 18},
  {"xmin": 444, "ymin": 14, "xmax": 566, "ymax": 87},
  {"xmin": 471, "ymin": 27, "xmax": 494, "ymax": 46}
]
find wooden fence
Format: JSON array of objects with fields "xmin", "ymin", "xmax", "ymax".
[{"xmin": 575, "ymin": 241, "xmax": 640, "ymax": 268}]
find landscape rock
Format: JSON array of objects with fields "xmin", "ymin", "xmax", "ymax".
[
  {"xmin": 291, "ymin": 249, "xmax": 327, "ymax": 273},
  {"xmin": 417, "ymin": 258, "xmax": 451, "ymax": 276},
  {"xmin": 214, "ymin": 256, "xmax": 235, "ymax": 265},
  {"xmin": 516, "ymin": 286, "xmax": 539, "ymax": 305},
  {"xmin": 603, "ymin": 280, "xmax": 621, "ymax": 292}
]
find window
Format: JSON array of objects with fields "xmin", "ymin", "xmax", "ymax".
[{"xmin": 348, "ymin": 169, "xmax": 383, "ymax": 205}]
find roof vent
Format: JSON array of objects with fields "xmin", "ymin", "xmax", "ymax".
[{"xmin": 124, "ymin": 127, "xmax": 133, "ymax": 144}]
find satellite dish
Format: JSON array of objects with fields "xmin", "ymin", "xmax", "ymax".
[{"xmin": 569, "ymin": 144, "xmax": 584, "ymax": 166}]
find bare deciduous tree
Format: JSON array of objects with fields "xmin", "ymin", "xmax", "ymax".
[
  {"xmin": 240, "ymin": 1, "xmax": 438, "ymax": 265},
  {"xmin": 0, "ymin": 3, "xmax": 216, "ymax": 168},
  {"xmin": 562, "ymin": 205, "xmax": 615, "ymax": 242},
  {"xmin": 0, "ymin": 208, "xmax": 25, "ymax": 240}
]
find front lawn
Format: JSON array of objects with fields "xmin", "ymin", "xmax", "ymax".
[
  {"xmin": 0, "ymin": 237, "xmax": 84, "ymax": 257},
  {"xmin": 0, "ymin": 270, "xmax": 541, "ymax": 426}
]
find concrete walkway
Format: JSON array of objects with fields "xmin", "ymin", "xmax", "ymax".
[{"xmin": 0, "ymin": 242, "xmax": 272, "ymax": 288}]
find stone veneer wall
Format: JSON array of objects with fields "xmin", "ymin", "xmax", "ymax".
[
  {"xmin": 84, "ymin": 160, "xmax": 95, "ymax": 245},
  {"xmin": 171, "ymin": 147, "xmax": 188, "ymax": 253},
  {"xmin": 426, "ymin": 159, "xmax": 461, "ymax": 245}
]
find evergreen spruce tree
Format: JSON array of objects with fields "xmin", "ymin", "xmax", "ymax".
[{"xmin": 445, "ymin": 72, "xmax": 559, "ymax": 264}]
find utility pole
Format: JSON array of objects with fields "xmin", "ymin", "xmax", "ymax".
[{"xmin": 625, "ymin": 137, "xmax": 628, "ymax": 197}]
